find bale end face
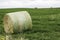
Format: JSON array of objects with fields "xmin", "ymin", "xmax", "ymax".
[{"xmin": 4, "ymin": 15, "xmax": 14, "ymax": 34}]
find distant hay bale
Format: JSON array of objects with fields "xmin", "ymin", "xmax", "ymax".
[
  {"xmin": 3, "ymin": 11, "xmax": 32, "ymax": 34},
  {"xmin": 48, "ymin": 15, "xmax": 56, "ymax": 21}
]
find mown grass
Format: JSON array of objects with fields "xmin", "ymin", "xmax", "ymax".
[{"xmin": 0, "ymin": 8, "xmax": 60, "ymax": 40}]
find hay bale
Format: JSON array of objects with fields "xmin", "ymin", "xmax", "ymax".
[
  {"xmin": 48, "ymin": 15, "xmax": 56, "ymax": 21},
  {"xmin": 3, "ymin": 11, "xmax": 32, "ymax": 34}
]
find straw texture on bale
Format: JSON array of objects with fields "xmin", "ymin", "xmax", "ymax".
[{"xmin": 3, "ymin": 11, "xmax": 32, "ymax": 33}]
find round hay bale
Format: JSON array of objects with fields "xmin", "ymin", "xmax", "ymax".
[
  {"xmin": 3, "ymin": 11, "xmax": 32, "ymax": 34},
  {"xmin": 48, "ymin": 15, "xmax": 56, "ymax": 21}
]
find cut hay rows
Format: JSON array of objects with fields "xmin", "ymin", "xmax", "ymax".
[
  {"xmin": 0, "ymin": 8, "xmax": 60, "ymax": 40},
  {"xmin": 3, "ymin": 11, "xmax": 32, "ymax": 34}
]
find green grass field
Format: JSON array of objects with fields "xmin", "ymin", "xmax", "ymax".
[{"xmin": 0, "ymin": 8, "xmax": 60, "ymax": 40}]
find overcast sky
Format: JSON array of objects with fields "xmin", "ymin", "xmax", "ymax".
[{"xmin": 0, "ymin": 0, "xmax": 60, "ymax": 8}]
